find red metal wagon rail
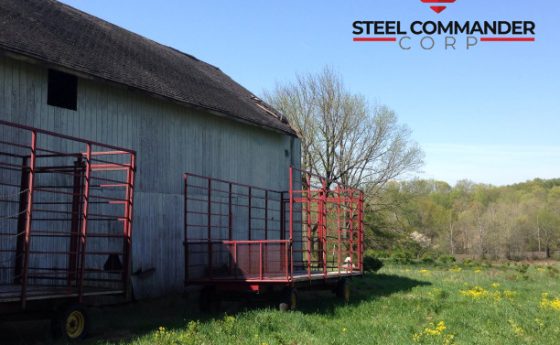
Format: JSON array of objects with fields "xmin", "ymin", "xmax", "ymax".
[
  {"xmin": 0, "ymin": 119, "xmax": 136, "ymax": 312},
  {"xmin": 183, "ymin": 167, "xmax": 364, "ymax": 307}
]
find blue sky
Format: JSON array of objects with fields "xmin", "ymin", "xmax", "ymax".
[{"xmin": 60, "ymin": 0, "xmax": 560, "ymax": 186}]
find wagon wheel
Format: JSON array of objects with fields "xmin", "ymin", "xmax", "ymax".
[
  {"xmin": 279, "ymin": 287, "xmax": 297, "ymax": 311},
  {"xmin": 52, "ymin": 304, "xmax": 89, "ymax": 340},
  {"xmin": 336, "ymin": 278, "xmax": 351, "ymax": 303}
]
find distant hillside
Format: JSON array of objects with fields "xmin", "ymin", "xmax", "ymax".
[{"xmin": 366, "ymin": 178, "xmax": 560, "ymax": 260}]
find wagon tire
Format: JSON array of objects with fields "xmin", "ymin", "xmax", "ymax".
[
  {"xmin": 53, "ymin": 304, "xmax": 89, "ymax": 341},
  {"xmin": 336, "ymin": 278, "xmax": 351, "ymax": 303},
  {"xmin": 280, "ymin": 287, "xmax": 297, "ymax": 311}
]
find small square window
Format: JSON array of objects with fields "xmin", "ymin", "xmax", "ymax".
[{"xmin": 47, "ymin": 69, "xmax": 78, "ymax": 110}]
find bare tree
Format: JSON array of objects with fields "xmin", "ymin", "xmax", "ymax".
[{"xmin": 264, "ymin": 67, "xmax": 423, "ymax": 195}]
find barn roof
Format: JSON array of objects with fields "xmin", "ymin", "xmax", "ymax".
[{"xmin": 0, "ymin": 0, "xmax": 296, "ymax": 136}]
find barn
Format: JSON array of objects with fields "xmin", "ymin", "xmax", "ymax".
[{"xmin": 0, "ymin": 0, "xmax": 300, "ymax": 300}]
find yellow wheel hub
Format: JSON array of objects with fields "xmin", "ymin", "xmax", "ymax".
[{"xmin": 65, "ymin": 310, "xmax": 85, "ymax": 339}]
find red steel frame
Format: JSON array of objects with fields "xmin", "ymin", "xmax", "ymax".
[
  {"xmin": 0, "ymin": 119, "xmax": 136, "ymax": 310},
  {"xmin": 183, "ymin": 166, "xmax": 364, "ymax": 290},
  {"xmin": 289, "ymin": 167, "xmax": 364, "ymax": 280},
  {"xmin": 184, "ymin": 173, "xmax": 290, "ymax": 284}
]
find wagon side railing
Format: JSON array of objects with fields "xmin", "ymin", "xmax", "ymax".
[
  {"xmin": 289, "ymin": 167, "xmax": 364, "ymax": 279},
  {"xmin": 183, "ymin": 173, "xmax": 290, "ymax": 283},
  {"xmin": 183, "ymin": 167, "xmax": 364, "ymax": 286},
  {"xmin": 0, "ymin": 119, "xmax": 135, "ymax": 309}
]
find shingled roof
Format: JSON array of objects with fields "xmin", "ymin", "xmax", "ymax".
[{"xmin": 0, "ymin": 0, "xmax": 295, "ymax": 135}]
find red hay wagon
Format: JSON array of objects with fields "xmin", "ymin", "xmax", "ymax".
[
  {"xmin": 184, "ymin": 167, "xmax": 364, "ymax": 310},
  {"xmin": 0, "ymin": 120, "xmax": 135, "ymax": 339}
]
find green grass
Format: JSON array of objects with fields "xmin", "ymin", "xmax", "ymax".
[{"xmin": 4, "ymin": 262, "xmax": 560, "ymax": 344}]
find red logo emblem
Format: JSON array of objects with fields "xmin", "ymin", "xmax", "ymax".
[{"xmin": 421, "ymin": 0, "xmax": 456, "ymax": 14}]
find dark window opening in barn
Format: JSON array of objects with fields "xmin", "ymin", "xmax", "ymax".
[{"xmin": 47, "ymin": 69, "xmax": 78, "ymax": 110}]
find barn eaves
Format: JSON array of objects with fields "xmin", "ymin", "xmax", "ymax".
[{"xmin": 0, "ymin": 0, "xmax": 297, "ymax": 136}]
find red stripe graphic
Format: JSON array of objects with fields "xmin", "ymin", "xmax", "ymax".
[
  {"xmin": 353, "ymin": 37, "xmax": 397, "ymax": 42},
  {"xmin": 480, "ymin": 37, "xmax": 535, "ymax": 42}
]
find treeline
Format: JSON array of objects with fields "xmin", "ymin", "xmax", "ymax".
[{"xmin": 366, "ymin": 178, "xmax": 560, "ymax": 260}]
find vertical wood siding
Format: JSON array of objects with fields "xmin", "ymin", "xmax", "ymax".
[{"xmin": 0, "ymin": 56, "xmax": 301, "ymax": 298}]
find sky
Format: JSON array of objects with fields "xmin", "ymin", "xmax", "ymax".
[{"xmin": 60, "ymin": 0, "xmax": 560, "ymax": 186}]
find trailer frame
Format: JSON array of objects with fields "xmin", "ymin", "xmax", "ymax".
[
  {"xmin": 183, "ymin": 167, "xmax": 364, "ymax": 308},
  {"xmin": 0, "ymin": 119, "xmax": 136, "ymax": 338}
]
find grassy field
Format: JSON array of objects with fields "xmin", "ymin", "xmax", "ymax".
[{"xmin": 3, "ymin": 262, "xmax": 560, "ymax": 344}]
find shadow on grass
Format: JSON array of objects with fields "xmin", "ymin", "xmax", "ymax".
[
  {"xmin": 0, "ymin": 273, "xmax": 429, "ymax": 344},
  {"xmin": 0, "ymin": 295, "xmax": 212, "ymax": 345},
  {"xmin": 295, "ymin": 273, "xmax": 431, "ymax": 315}
]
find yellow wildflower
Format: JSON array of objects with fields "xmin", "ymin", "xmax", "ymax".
[
  {"xmin": 429, "ymin": 321, "xmax": 446, "ymax": 335},
  {"xmin": 423, "ymin": 321, "xmax": 446, "ymax": 336},
  {"xmin": 419, "ymin": 269, "xmax": 431, "ymax": 275},
  {"xmin": 443, "ymin": 334, "xmax": 455, "ymax": 345},
  {"xmin": 541, "ymin": 293, "xmax": 560, "ymax": 311},
  {"xmin": 413, "ymin": 321, "xmax": 454, "ymax": 344},
  {"xmin": 460, "ymin": 286, "xmax": 488, "ymax": 299},
  {"xmin": 508, "ymin": 320, "xmax": 525, "ymax": 337},
  {"xmin": 491, "ymin": 283, "xmax": 500, "ymax": 289},
  {"xmin": 535, "ymin": 318, "xmax": 545, "ymax": 328}
]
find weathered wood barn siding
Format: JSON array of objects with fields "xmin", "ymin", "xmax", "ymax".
[{"xmin": 0, "ymin": 55, "xmax": 301, "ymax": 298}]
